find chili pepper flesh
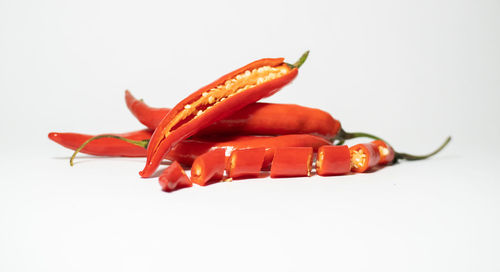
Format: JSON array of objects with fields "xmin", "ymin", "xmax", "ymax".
[
  {"xmin": 227, "ymin": 148, "xmax": 266, "ymax": 179},
  {"xmin": 316, "ymin": 145, "xmax": 351, "ymax": 176},
  {"xmin": 190, "ymin": 149, "xmax": 226, "ymax": 186},
  {"xmin": 159, "ymin": 161, "xmax": 192, "ymax": 192},
  {"xmin": 270, "ymin": 147, "xmax": 313, "ymax": 178}
]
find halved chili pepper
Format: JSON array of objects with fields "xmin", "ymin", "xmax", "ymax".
[
  {"xmin": 349, "ymin": 143, "xmax": 381, "ymax": 173},
  {"xmin": 270, "ymin": 147, "xmax": 313, "ymax": 178},
  {"xmin": 159, "ymin": 161, "xmax": 192, "ymax": 192},
  {"xmin": 125, "ymin": 90, "xmax": 340, "ymax": 140},
  {"xmin": 227, "ymin": 148, "xmax": 266, "ymax": 179},
  {"xmin": 370, "ymin": 140, "xmax": 395, "ymax": 165},
  {"xmin": 190, "ymin": 149, "xmax": 226, "ymax": 186},
  {"xmin": 140, "ymin": 52, "xmax": 310, "ymax": 177},
  {"xmin": 56, "ymin": 130, "xmax": 331, "ymax": 167},
  {"xmin": 316, "ymin": 145, "xmax": 351, "ymax": 176}
]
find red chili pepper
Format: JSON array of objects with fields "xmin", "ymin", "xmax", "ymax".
[
  {"xmin": 158, "ymin": 161, "xmax": 192, "ymax": 192},
  {"xmin": 316, "ymin": 145, "xmax": 351, "ymax": 176},
  {"xmin": 349, "ymin": 143, "xmax": 381, "ymax": 173},
  {"xmin": 140, "ymin": 52, "xmax": 310, "ymax": 177},
  {"xmin": 48, "ymin": 130, "xmax": 151, "ymax": 159},
  {"xmin": 370, "ymin": 140, "xmax": 395, "ymax": 165},
  {"xmin": 270, "ymin": 147, "xmax": 313, "ymax": 178},
  {"xmin": 125, "ymin": 90, "xmax": 340, "ymax": 140},
  {"xmin": 227, "ymin": 148, "xmax": 266, "ymax": 179},
  {"xmin": 190, "ymin": 149, "xmax": 226, "ymax": 186}
]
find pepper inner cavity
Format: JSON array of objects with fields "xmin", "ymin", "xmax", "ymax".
[
  {"xmin": 166, "ymin": 64, "xmax": 290, "ymax": 134},
  {"xmin": 350, "ymin": 149, "xmax": 366, "ymax": 169}
]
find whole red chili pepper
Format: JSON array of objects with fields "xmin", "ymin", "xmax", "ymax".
[
  {"xmin": 141, "ymin": 52, "xmax": 310, "ymax": 177},
  {"xmin": 159, "ymin": 161, "xmax": 192, "ymax": 192},
  {"xmin": 190, "ymin": 149, "xmax": 226, "ymax": 186},
  {"xmin": 125, "ymin": 90, "xmax": 340, "ymax": 140},
  {"xmin": 48, "ymin": 130, "xmax": 151, "ymax": 160},
  {"xmin": 227, "ymin": 148, "xmax": 266, "ymax": 179},
  {"xmin": 270, "ymin": 147, "xmax": 313, "ymax": 178},
  {"xmin": 316, "ymin": 145, "xmax": 351, "ymax": 176}
]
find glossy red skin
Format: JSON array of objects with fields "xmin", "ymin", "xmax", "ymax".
[
  {"xmin": 227, "ymin": 148, "xmax": 266, "ymax": 179},
  {"xmin": 190, "ymin": 149, "xmax": 225, "ymax": 186},
  {"xmin": 349, "ymin": 143, "xmax": 381, "ymax": 173},
  {"xmin": 48, "ymin": 130, "xmax": 151, "ymax": 157},
  {"xmin": 125, "ymin": 91, "xmax": 340, "ymax": 139},
  {"xmin": 316, "ymin": 145, "xmax": 351, "ymax": 176},
  {"xmin": 370, "ymin": 140, "xmax": 395, "ymax": 165},
  {"xmin": 159, "ymin": 161, "xmax": 192, "ymax": 192},
  {"xmin": 141, "ymin": 58, "xmax": 298, "ymax": 177},
  {"xmin": 48, "ymin": 131, "xmax": 330, "ymax": 167},
  {"xmin": 170, "ymin": 134, "xmax": 331, "ymax": 168},
  {"xmin": 270, "ymin": 147, "xmax": 313, "ymax": 178}
]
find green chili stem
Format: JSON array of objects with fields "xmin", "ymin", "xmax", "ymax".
[
  {"xmin": 286, "ymin": 50, "xmax": 310, "ymax": 69},
  {"xmin": 70, "ymin": 135, "xmax": 149, "ymax": 166},
  {"xmin": 395, "ymin": 136, "xmax": 451, "ymax": 161}
]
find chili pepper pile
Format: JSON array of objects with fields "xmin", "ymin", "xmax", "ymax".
[{"xmin": 49, "ymin": 51, "xmax": 451, "ymax": 192}]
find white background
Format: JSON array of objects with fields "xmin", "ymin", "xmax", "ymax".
[{"xmin": 1, "ymin": 0, "xmax": 499, "ymax": 271}]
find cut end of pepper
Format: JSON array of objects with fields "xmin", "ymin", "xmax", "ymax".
[{"xmin": 350, "ymin": 148, "xmax": 367, "ymax": 170}]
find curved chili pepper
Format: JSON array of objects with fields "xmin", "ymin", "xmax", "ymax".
[
  {"xmin": 190, "ymin": 149, "xmax": 226, "ymax": 186},
  {"xmin": 140, "ymin": 52, "xmax": 309, "ymax": 177},
  {"xmin": 349, "ymin": 143, "xmax": 381, "ymax": 173},
  {"xmin": 48, "ymin": 130, "xmax": 151, "ymax": 159},
  {"xmin": 370, "ymin": 140, "xmax": 395, "ymax": 165},
  {"xmin": 159, "ymin": 161, "xmax": 192, "ymax": 192},
  {"xmin": 316, "ymin": 145, "xmax": 351, "ymax": 176},
  {"xmin": 227, "ymin": 148, "xmax": 266, "ymax": 179},
  {"xmin": 270, "ymin": 147, "xmax": 313, "ymax": 178},
  {"xmin": 125, "ymin": 90, "xmax": 340, "ymax": 139}
]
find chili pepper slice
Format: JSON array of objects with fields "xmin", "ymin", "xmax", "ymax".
[
  {"xmin": 349, "ymin": 143, "xmax": 381, "ymax": 173},
  {"xmin": 159, "ymin": 161, "xmax": 192, "ymax": 192},
  {"xmin": 370, "ymin": 140, "xmax": 395, "ymax": 165},
  {"xmin": 270, "ymin": 147, "xmax": 313, "ymax": 178},
  {"xmin": 316, "ymin": 145, "xmax": 351, "ymax": 176},
  {"xmin": 140, "ymin": 52, "xmax": 309, "ymax": 177},
  {"xmin": 126, "ymin": 90, "xmax": 340, "ymax": 140},
  {"xmin": 190, "ymin": 149, "xmax": 226, "ymax": 186},
  {"xmin": 227, "ymin": 148, "xmax": 266, "ymax": 179}
]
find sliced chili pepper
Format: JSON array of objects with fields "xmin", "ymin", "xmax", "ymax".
[
  {"xmin": 48, "ymin": 130, "xmax": 151, "ymax": 161},
  {"xmin": 227, "ymin": 148, "xmax": 266, "ymax": 179},
  {"xmin": 316, "ymin": 145, "xmax": 351, "ymax": 176},
  {"xmin": 190, "ymin": 149, "xmax": 226, "ymax": 186},
  {"xmin": 159, "ymin": 161, "xmax": 192, "ymax": 192},
  {"xmin": 56, "ymin": 130, "xmax": 331, "ymax": 167},
  {"xmin": 140, "ymin": 52, "xmax": 310, "ymax": 177},
  {"xmin": 349, "ymin": 143, "xmax": 380, "ymax": 173},
  {"xmin": 370, "ymin": 140, "xmax": 395, "ymax": 165},
  {"xmin": 171, "ymin": 134, "xmax": 329, "ymax": 169},
  {"xmin": 126, "ymin": 90, "xmax": 340, "ymax": 140},
  {"xmin": 270, "ymin": 147, "xmax": 313, "ymax": 178}
]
